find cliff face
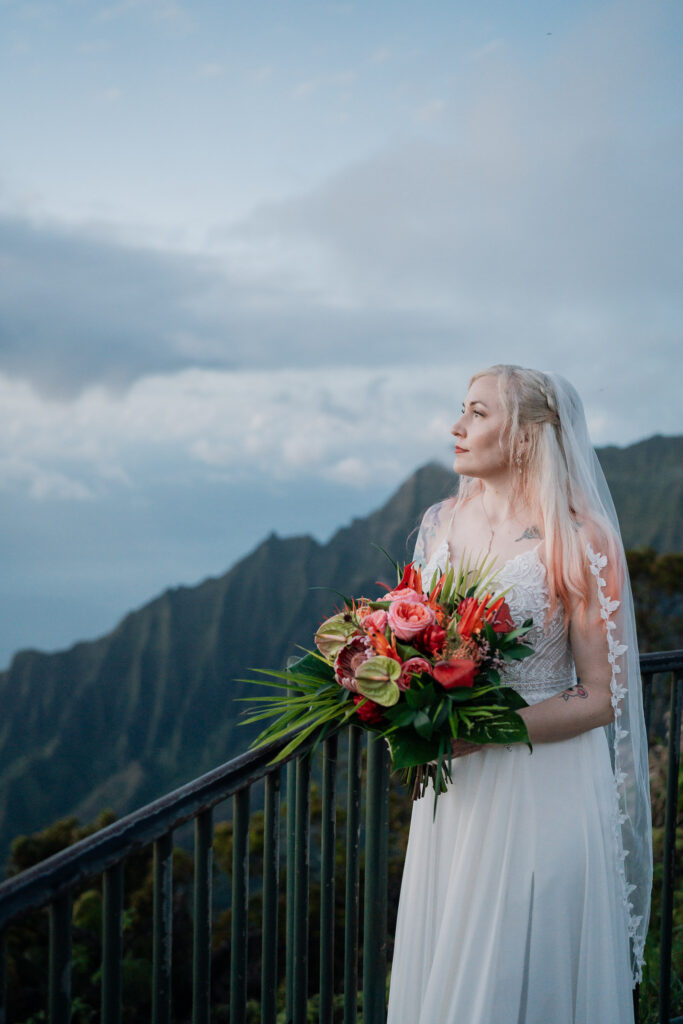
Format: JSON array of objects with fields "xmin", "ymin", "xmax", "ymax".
[{"xmin": 0, "ymin": 438, "xmax": 680, "ymax": 864}]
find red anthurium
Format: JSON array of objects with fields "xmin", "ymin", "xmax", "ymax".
[
  {"xmin": 486, "ymin": 597, "xmax": 516, "ymax": 634},
  {"xmin": 433, "ymin": 658, "xmax": 477, "ymax": 689}
]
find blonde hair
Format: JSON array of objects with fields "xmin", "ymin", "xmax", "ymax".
[{"xmin": 456, "ymin": 364, "xmax": 621, "ymax": 623}]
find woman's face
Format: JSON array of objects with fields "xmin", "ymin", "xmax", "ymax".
[{"xmin": 451, "ymin": 375, "xmax": 509, "ymax": 479}]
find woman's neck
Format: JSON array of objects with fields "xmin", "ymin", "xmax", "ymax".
[{"xmin": 478, "ymin": 479, "xmax": 518, "ymax": 528}]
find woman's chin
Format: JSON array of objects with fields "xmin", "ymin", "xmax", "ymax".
[{"xmin": 453, "ymin": 457, "xmax": 473, "ymax": 477}]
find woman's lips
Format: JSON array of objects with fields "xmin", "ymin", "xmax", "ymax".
[{"xmin": 455, "ymin": 446, "xmax": 468, "ymax": 454}]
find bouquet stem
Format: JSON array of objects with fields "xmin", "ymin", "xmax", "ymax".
[{"xmin": 404, "ymin": 763, "xmax": 450, "ymax": 801}]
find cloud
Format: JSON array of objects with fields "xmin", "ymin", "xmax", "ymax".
[
  {"xmin": 99, "ymin": 86, "xmax": 123, "ymax": 101},
  {"xmin": 0, "ymin": 365, "xmax": 465, "ymax": 501},
  {"xmin": 198, "ymin": 62, "xmax": 225, "ymax": 79},
  {"xmin": 292, "ymin": 79, "xmax": 318, "ymax": 99},
  {"xmin": 226, "ymin": 2, "xmax": 680, "ymax": 376},
  {"xmin": 1, "ymin": 0, "xmax": 678, "ymax": 434},
  {"xmin": 414, "ymin": 98, "xmax": 445, "ymax": 122},
  {"xmin": 97, "ymin": 0, "xmax": 191, "ymax": 27},
  {"xmin": 0, "ymin": 214, "xmax": 231, "ymax": 396},
  {"xmin": 468, "ymin": 39, "xmax": 504, "ymax": 61},
  {"xmin": 250, "ymin": 64, "xmax": 273, "ymax": 84},
  {"xmin": 1, "ymin": 356, "xmax": 677, "ymax": 512},
  {"xmin": 0, "ymin": 210, "xmax": 470, "ymax": 399},
  {"xmin": 370, "ymin": 46, "xmax": 391, "ymax": 64}
]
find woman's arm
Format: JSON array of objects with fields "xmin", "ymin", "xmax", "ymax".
[
  {"xmin": 516, "ymin": 555, "xmax": 616, "ymax": 744},
  {"xmin": 450, "ymin": 552, "xmax": 616, "ymax": 757}
]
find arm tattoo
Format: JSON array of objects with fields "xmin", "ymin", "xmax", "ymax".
[
  {"xmin": 515, "ymin": 525, "xmax": 542, "ymax": 542},
  {"xmin": 557, "ymin": 682, "xmax": 588, "ymax": 702}
]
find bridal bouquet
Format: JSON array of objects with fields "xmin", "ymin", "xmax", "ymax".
[{"xmin": 240, "ymin": 552, "xmax": 534, "ymax": 801}]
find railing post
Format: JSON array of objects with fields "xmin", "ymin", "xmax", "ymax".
[
  {"xmin": 319, "ymin": 733, "xmax": 338, "ymax": 1024},
  {"xmin": 642, "ymin": 672, "xmax": 653, "ymax": 736},
  {"xmin": 192, "ymin": 808, "xmax": 213, "ymax": 1024},
  {"xmin": 152, "ymin": 831, "xmax": 173, "ymax": 1024},
  {"xmin": 0, "ymin": 928, "xmax": 7, "ymax": 1024},
  {"xmin": 49, "ymin": 891, "xmax": 72, "ymax": 1024},
  {"xmin": 293, "ymin": 753, "xmax": 311, "ymax": 1024},
  {"xmin": 363, "ymin": 734, "xmax": 390, "ymax": 1024},
  {"xmin": 261, "ymin": 770, "xmax": 281, "ymax": 1024},
  {"xmin": 658, "ymin": 671, "xmax": 683, "ymax": 1024},
  {"xmin": 344, "ymin": 726, "xmax": 363, "ymax": 1024},
  {"xmin": 286, "ymin": 756, "xmax": 296, "ymax": 1021},
  {"xmin": 231, "ymin": 787, "xmax": 251, "ymax": 1024},
  {"xmin": 102, "ymin": 862, "xmax": 124, "ymax": 1024}
]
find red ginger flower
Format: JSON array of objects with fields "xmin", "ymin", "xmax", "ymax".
[
  {"xmin": 378, "ymin": 561, "xmax": 424, "ymax": 601},
  {"xmin": 368, "ymin": 627, "xmax": 401, "ymax": 662},
  {"xmin": 457, "ymin": 593, "xmax": 493, "ymax": 639}
]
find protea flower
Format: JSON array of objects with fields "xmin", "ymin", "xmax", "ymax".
[{"xmin": 334, "ymin": 636, "xmax": 373, "ymax": 691}]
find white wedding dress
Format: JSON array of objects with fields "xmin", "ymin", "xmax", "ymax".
[{"xmin": 386, "ymin": 540, "xmax": 635, "ymax": 1024}]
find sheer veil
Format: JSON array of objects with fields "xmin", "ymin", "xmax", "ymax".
[{"xmin": 544, "ymin": 371, "xmax": 652, "ymax": 982}]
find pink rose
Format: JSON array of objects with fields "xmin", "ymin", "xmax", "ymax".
[
  {"xmin": 334, "ymin": 637, "xmax": 373, "ymax": 692},
  {"xmin": 363, "ymin": 609, "xmax": 388, "ymax": 633},
  {"xmin": 382, "ymin": 586, "xmax": 426, "ymax": 604},
  {"xmin": 387, "ymin": 599, "xmax": 435, "ymax": 641},
  {"xmin": 398, "ymin": 657, "xmax": 433, "ymax": 691}
]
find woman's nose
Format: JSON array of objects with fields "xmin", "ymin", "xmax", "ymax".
[{"xmin": 451, "ymin": 418, "xmax": 465, "ymax": 437}]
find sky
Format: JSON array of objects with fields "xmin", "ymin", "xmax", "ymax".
[{"xmin": 0, "ymin": 0, "xmax": 681, "ymax": 669}]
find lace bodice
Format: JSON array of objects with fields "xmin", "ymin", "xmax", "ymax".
[{"xmin": 421, "ymin": 541, "xmax": 576, "ymax": 704}]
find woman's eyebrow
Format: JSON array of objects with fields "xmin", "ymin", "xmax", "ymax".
[{"xmin": 462, "ymin": 400, "xmax": 489, "ymax": 409}]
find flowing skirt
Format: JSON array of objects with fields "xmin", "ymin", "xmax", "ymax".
[{"xmin": 387, "ymin": 728, "xmax": 634, "ymax": 1024}]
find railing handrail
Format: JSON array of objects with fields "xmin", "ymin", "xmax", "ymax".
[
  {"xmin": 640, "ymin": 649, "xmax": 683, "ymax": 674},
  {"xmin": 0, "ymin": 732, "xmax": 313, "ymax": 928},
  {"xmin": 1, "ymin": 648, "xmax": 681, "ymax": 930}
]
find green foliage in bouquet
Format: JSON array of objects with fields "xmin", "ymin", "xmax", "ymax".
[{"xmin": 239, "ymin": 549, "xmax": 534, "ymax": 805}]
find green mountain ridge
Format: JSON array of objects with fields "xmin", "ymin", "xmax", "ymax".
[{"xmin": 1, "ymin": 437, "xmax": 681, "ymax": 866}]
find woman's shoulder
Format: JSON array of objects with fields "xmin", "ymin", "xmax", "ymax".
[
  {"xmin": 569, "ymin": 513, "xmax": 621, "ymax": 566},
  {"xmin": 420, "ymin": 496, "xmax": 457, "ymax": 529},
  {"xmin": 412, "ymin": 497, "xmax": 458, "ymax": 566}
]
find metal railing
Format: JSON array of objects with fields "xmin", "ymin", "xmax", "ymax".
[
  {"xmin": 0, "ymin": 651, "xmax": 680, "ymax": 1024},
  {"xmin": 0, "ymin": 725, "xmax": 389, "ymax": 1024},
  {"xmin": 640, "ymin": 651, "xmax": 683, "ymax": 1024}
]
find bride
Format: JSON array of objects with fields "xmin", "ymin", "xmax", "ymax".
[{"xmin": 386, "ymin": 366, "xmax": 652, "ymax": 1024}]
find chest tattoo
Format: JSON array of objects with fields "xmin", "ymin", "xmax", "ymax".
[{"xmin": 515, "ymin": 525, "xmax": 543, "ymax": 542}]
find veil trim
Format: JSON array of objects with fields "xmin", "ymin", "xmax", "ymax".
[{"xmin": 588, "ymin": 542, "xmax": 645, "ymax": 981}]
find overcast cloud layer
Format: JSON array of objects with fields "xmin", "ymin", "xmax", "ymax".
[{"xmin": 0, "ymin": 0, "xmax": 680, "ymax": 667}]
